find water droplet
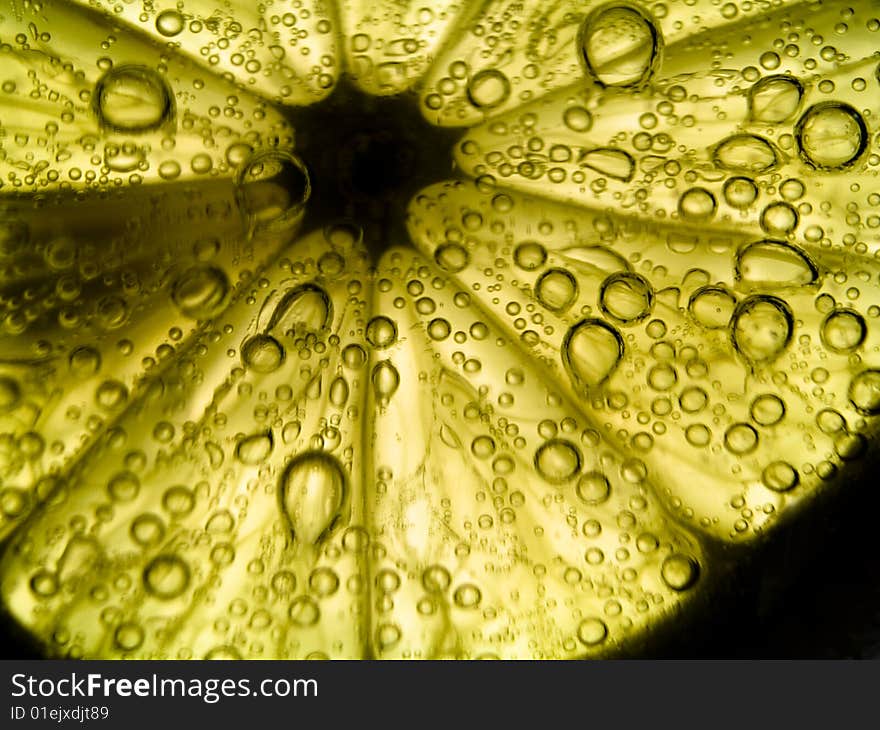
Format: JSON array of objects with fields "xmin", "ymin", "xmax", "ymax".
[
  {"xmin": 155, "ymin": 9, "xmax": 185, "ymax": 37},
  {"xmin": 723, "ymin": 176, "xmax": 758, "ymax": 209},
  {"xmin": 750, "ymin": 393, "xmax": 785, "ymax": 426},
  {"xmin": 413, "ymin": 571, "xmax": 447, "ymax": 605},
  {"xmin": 269, "ymin": 285, "xmax": 331, "ymax": 335},
  {"xmin": 237, "ymin": 151, "xmax": 310, "ymax": 230},
  {"xmin": 162, "ymin": 485, "xmax": 195, "ymax": 517},
  {"xmin": 713, "ymin": 134, "xmax": 778, "ymax": 173},
  {"xmin": 371, "ymin": 360, "xmax": 400, "ymax": 403},
  {"xmin": 678, "ymin": 187, "xmax": 716, "ymax": 220},
  {"xmin": 342, "ymin": 344, "xmax": 367, "ymax": 369},
  {"xmin": 453, "ymin": 583, "xmax": 482, "ymax": 608},
  {"xmin": 434, "ymin": 243, "xmax": 470, "ymax": 272},
  {"xmin": 513, "ymin": 241, "xmax": 547, "ymax": 270},
  {"xmin": 577, "ymin": 617, "xmax": 609, "ymax": 646},
  {"xmin": 599, "ymin": 272, "xmax": 653, "ymax": 323},
  {"xmin": 93, "ymin": 65, "xmax": 173, "ymax": 133},
  {"xmin": 821, "ymin": 310, "xmax": 866, "ymax": 353},
  {"xmin": 735, "ymin": 240, "xmax": 817, "ymax": 288},
  {"xmin": 366, "ymin": 316, "xmax": 398, "ymax": 349},
  {"xmin": 108, "ymin": 471, "xmax": 140, "ymax": 502},
  {"xmin": 308, "ymin": 567, "xmax": 340, "ymax": 597},
  {"xmin": 576, "ymin": 471, "xmax": 611, "ymax": 504},
  {"xmin": 563, "ymin": 319, "xmax": 624, "ymax": 390},
  {"xmin": 236, "ymin": 431, "xmax": 274, "ymax": 465},
  {"xmin": 289, "ymin": 596, "xmax": 320, "ymax": 626},
  {"xmin": 114, "ymin": 622, "xmax": 145, "ymax": 651},
  {"xmin": 760, "ymin": 202, "xmax": 799, "ymax": 235},
  {"xmin": 172, "ymin": 265, "xmax": 230, "ymax": 320},
  {"xmin": 579, "ymin": 4, "xmax": 661, "ymax": 88},
  {"xmin": 69, "ymin": 346, "xmax": 101, "ymax": 377},
  {"xmin": 534, "ymin": 439, "xmax": 582, "ymax": 484},
  {"xmin": 796, "ymin": 102, "xmax": 867, "ymax": 170},
  {"xmin": 143, "ymin": 555, "xmax": 191, "ymax": 599},
  {"xmin": 563, "ymin": 106, "xmax": 593, "ymax": 132},
  {"xmin": 689, "ymin": 286, "xmax": 736, "ymax": 329},
  {"xmin": 723, "ymin": 423, "xmax": 759, "ymax": 454},
  {"xmin": 242, "ymin": 334, "xmax": 285, "ymax": 373},
  {"xmin": 731, "ymin": 295, "xmax": 793, "ymax": 363},
  {"xmin": 849, "ymin": 370, "xmax": 880, "ymax": 416},
  {"xmin": 579, "ymin": 147, "xmax": 635, "ymax": 181},
  {"xmin": 279, "ymin": 451, "xmax": 346, "ymax": 548},
  {"xmin": 95, "ymin": 379, "xmax": 128, "ymax": 410},
  {"xmin": 330, "ymin": 376, "xmax": 350, "ymax": 407},
  {"xmin": 748, "ymin": 75, "xmax": 803, "ymax": 123},
  {"xmin": 30, "ymin": 570, "xmax": 59, "ymax": 598},
  {"xmin": 535, "ymin": 268, "xmax": 578, "ymax": 312},
  {"xmin": 466, "ymin": 69, "xmax": 511, "ymax": 109},
  {"xmin": 427, "ymin": 317, "xmax": 451, "ymax": 341},
  {"xmin": 762, "ymin": 461, "xmax": 799, "ymax": 491},
  {"xmin": 661, "ymin": 554, "xmax": 700, "ymax": 590},
  {"xmin": 130, "ymin": 513, "xmax": 165, "ymax": 547}
]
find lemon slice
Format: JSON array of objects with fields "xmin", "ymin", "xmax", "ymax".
[{"xmin": 0, "ymin": 0, "xmax": 878, "ymax": 658}]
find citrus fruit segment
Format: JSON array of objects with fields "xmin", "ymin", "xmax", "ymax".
[{"xmin": 0, "ymin": 1, "xmax": 291, "ymax": 192}]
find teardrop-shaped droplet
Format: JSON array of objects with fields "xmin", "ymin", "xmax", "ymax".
[
  {"xmin": 735, "ymin": 240, "xmax": 817, "ymax": 288},
  {"xmin": 372, "ymin": 360, "xmax": 400, "ymax": 404},
  {"xmin": 236, "ymin": 431, "xmax": 274, "ymax": 465},
  {"xmin": 329, "ymin": 376, "xmax": 350, "ymax": 407},
  {"xmin": 579, "ymin": 4, "xmax": 661, "ymax": 88},
  {"xmin": 731, "ymin": 295, "xmax": 793, "ymax": 363},
  {"xmin": 269, "ymin": 284, "xmax": 331, "ymax": 336},
  {"xmin": 279, "ymin": 451, "xmax": 347, "ymax": 549},
  {"xmin": 563, "ymin": 319, "xmax": 624, "ymax": 391}
]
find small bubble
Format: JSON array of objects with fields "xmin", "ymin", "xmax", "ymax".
[
  {"xmin": 534, "ymin": 439, "xmax": 582, "ymax": 484},
  {"xmin": 466, "ymin": 69, "xmax": 511, "ymax": 109},
  {"xmin": 661, "ymin": 554, "xmax": 700, "ymax": 591},
  {"xmin": 143, "ymin": 555, "xmax": 191, "ymax": 599}
]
